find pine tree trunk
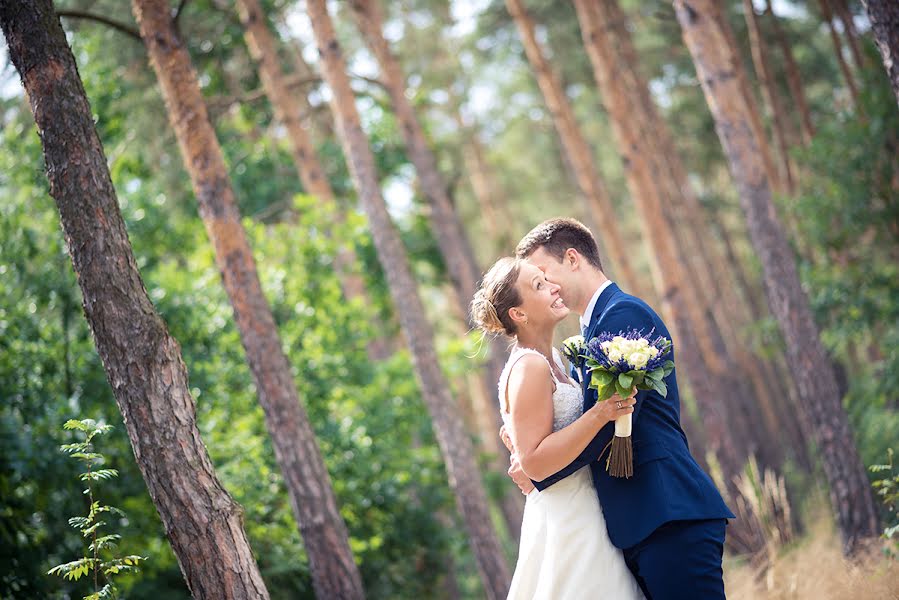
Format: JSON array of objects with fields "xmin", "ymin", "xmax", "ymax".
[
  {"xmin": 833, "ymin": 0, "xmax": 866, "ymax": 71},
  {"xmin": 674, "ymin": 0, "xmax": 881, "ymax": 556},
  {"xmin": 236, "ymin": 0, "xmax": 365, "ymax": 302},
  {"xmin": 128, "ymin": 1, "xmax": 364, "ymax": 596},
  {"xmin": 743, "ymin": 0, "xmax": 796, "ymax": 192},
  {"xmin": 304, "ymin": 1, "xmax": 511, "ymax": 597},
  {"xmin": 503, "ymin": 0, "xmax": 647, "ymax": 299},
  {"xmin": 818, "ymin": 0, "xmax": 861, "ymax": 108},
  {"xmin": 764, "ymin": 0, "xmax": 816, "ymax": 143},
  {"xmin": 0, "ymin": 2, "xmax": 270, "ymax": 597},
  {"xmin": 347, "ymin": 0, "xmax": 524, "ymax": 540},
  {"xmin": 571, "ymin": 0, "xmax": 756, "ymax": 485},
  {"xmin": 864, "ymin": 0, "xmax": 899, "ymax": 106}
]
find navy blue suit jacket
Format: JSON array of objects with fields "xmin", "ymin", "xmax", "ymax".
[{"xmin": 533, "ymin": 283, "xmax": 734, "ymax": 549}]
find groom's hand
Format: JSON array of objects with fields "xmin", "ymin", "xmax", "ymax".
[{"xmin": 508, "ymin": 454, "xmax": 535, "ymax": 495}]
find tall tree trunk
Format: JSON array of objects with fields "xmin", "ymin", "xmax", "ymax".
[
  {"xmin": 128, "ymin": 1, "xmax": 364, "ymax": 597},
  {"xmin": 864, "ymin": 0, "xmax": 899, "ymax": 106},
  {"xmin": 818, "ymin": 0, "xmax": 862, "ymax": 108},
  {"xmin": 673, "ymin": 0, "xmax": 881, "ymax": 556},
  {"xmin": 304, "ymin": 1, "xmax": 511, "ymax": 597},
  {"xmin": 743, "ymin": 0, "xmax": 796, "ymax": 193},
  {"xmin": 570, "ymin": 0, "xmax": 757, "ymax": 485},
  {"xmin": 346, "ymin": 0, "xmax": 524, "ymax": 539},
  {"xmin": 832, "ymin": 0, "xmax": 866, "ymax": 71},
  {"xmin": 0, "ymin": 2, "xmax": 270, "ymax": 597},
  {"xmin": 236, "ymin": 0, "xmax": 365, "ymax": 302},
  {"xmin": 503, "ymin": 0, "xmax": 647, "ymax": 298},
  {"xmin": 764, "ymin": 0, "xmax": 816, "ymax": 143}
]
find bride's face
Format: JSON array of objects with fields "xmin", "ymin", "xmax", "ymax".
[{"xmin": 510, "ymin": 262, "xmax": 570, "ymax": 331}]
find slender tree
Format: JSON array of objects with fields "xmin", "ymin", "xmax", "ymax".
[
  {"xmin": 863, "ymin": 0, "xmax": 899, "ymax": 105},
  {"xmin": 673, "ymin": 0, "xmax": 881, "ymax": 555},
  {"xmin": 764, "ymin": 0, "xmax": 816, "ymax": 143},
  {"xmin": 237, "ymin": 0, "xmax": 365, "ymax": 301},
  {"xmin": 304, "ymin": 1, "xmax": 511, "ymax": 597},
  {"xmin": 0, "ymin": 2, "xmax": 270, "ymax": 597},
  {"xmin": 347, "ymin": 0, "xmax": 525, "ymax": 538},
  {"xmin": 818, "ymin": 0, "xmax": 861, "ymax": 107},
  {"xmin": 128, "ymin": 0, "xmax": 364, "ymax": 596},
  {"xmin": 503, "ymin": 0, "xmax": 647, "ymax": 298},
  {"xmin": 832, "ymin": 0, "xmax": 866, "ymax": 71},
  {"xmin": 743, "ymin": 0, "xmax": 796, "ymax": 192}
]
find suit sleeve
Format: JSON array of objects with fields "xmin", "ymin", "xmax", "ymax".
[{"xmin": 532, "ymin": 301, "xmax": 658, "ymax": 490}]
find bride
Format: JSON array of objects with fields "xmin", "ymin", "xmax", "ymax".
[{"xmin": 471, "ymin": 257, "xmax": 644, "ymax": 600}]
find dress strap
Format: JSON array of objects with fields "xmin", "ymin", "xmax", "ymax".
[{"xmin": 499, "ymin": 346, "xmax": 556, "ymax": 414}]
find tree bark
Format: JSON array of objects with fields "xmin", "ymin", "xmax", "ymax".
[
  {"xmin": 236, "ymin": 0, "xmax": 367, "ymax": 303},
  {"xmin": 346, "ymin": 0, "xmax": 524, "ymax": 539},
  {"xmin": 743, "ymin": 0, "xmax": 796, "ymax": 193},
  {"xmin": 764, "ymin": 0, "xmax": 816, "ymax": 143},
  {"xmin": 673, "ymin": 0, "xmax": 881, "ymax": 556},
  {"xmin": 832, "ymin": 0, "xmax": 866, "ymax": 71},
  {"xmin": 304, "ymin": 1, "xmax": 511, "ymax": 597},
  {"xmin": 818, "ymin": 0, "xmax": 861, "ymax": 108},
  {"xmin": 128, "ymin": 1, "xmax": 364, "ymax": 597},
  {"xmin": 863, "ymin": 0, "xmax": 899, "ymax": 106},
  {"xmin": 0, "ymin": 2, "xmax": 270, "ymax": 597},
  {"xmin": 503, "ymin": 0, "xmax": 647, "ymax": 299}
]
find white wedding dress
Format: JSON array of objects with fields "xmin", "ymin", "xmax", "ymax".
[{"xmin": 500, "ymin": 346, "xmax": 645, "ymax": 600}]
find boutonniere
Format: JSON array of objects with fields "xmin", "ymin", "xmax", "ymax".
[{"xmin": 559, "ymin": 335, "xmax": 587, "ymax": 382}]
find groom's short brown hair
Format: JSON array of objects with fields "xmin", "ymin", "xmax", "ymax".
[{"xmin": 516, "ymin": 218, "xmax": 604, "ymax": 271}]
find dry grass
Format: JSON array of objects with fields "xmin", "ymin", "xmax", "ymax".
[{"xmin": 724, "ymin": 512, "xmax": 899, "ymax": 600}]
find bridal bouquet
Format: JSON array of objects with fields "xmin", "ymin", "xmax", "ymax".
[
  {"xmin": 578, "ymin": 329, "xmax": 674, "ymax": 478},
  {"xmin": 560, "ymin": 335, "xmax": 587, "ymax": 382}
]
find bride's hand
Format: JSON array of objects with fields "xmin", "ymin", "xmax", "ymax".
[{"xmin": 589, "ymin": 390, "xmax": 636, "ymax": 424}]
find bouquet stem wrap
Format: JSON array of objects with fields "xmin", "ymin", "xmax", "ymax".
[{"xmin": 607, "ymin": 415, "xmax": 633, "ymax": 478}]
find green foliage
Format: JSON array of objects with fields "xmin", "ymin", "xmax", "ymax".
[
  {"xmin": 48, "ymin": 420, "xmax": 146, "ymax": 598},
  {"xmin": 870, "ymin": 449, "xmax": 899, "ymax": 557}
]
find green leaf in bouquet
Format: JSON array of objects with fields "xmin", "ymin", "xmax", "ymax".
[
  {"xmin": 662, "ymin": 360, "xmax": 675, "ymax": 376},
  {"xmin": 646, "ymin": 368, "xmax": 664, "ymax": 382},
  {"xmin": 597, "ymin": 384, "xmax": 617, "ymax": 402},
  {"xmin": 614, "ymin": 379, "xmax": 632, "ymax": 398},
  {"xmin": 593, "ymin": 370, "xmax": 614, "ymax": 386},
  {"xmin": 618, "ymin": 373, "xmax": 634, "ymax": 390},
  {"xmin": 627, "ymin": 370, "xmax": 645, "ymax": 385},
  {"xmin": 650, "ymin": 378, "xmax": 668, "ymax": 397}
]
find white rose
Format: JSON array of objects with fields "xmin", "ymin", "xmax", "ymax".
[
  {"xmin": 608, "ymin": 349, "xmax": 623, "ymax": 363},
  {"xmin": 628, "ymin": 351, "xmax": 650, "ymax": 369},
  {"xmin": 647, "ymin": 346, "xmax": 659, "ymax": 358},
  {"xmin": 637, "ymin": 338, "xmax": 650, "ymax": 348}
]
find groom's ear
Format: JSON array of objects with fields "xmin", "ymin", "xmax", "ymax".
[{"xmin": 564, "ymin": 248, "xmax": 580, "ymax": 269}]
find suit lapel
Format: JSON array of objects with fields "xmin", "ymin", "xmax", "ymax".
[{"xmin": 581, "ymin": 283, "xmax": 621, "ymax": 405}]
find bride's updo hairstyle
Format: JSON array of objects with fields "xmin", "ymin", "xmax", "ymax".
[{"xmin": 470, "ymin": 257, "xmax": 523, "ymax": 338}]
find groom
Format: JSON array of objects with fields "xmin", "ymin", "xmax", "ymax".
[{"xmin": 505, "ymin": 218, "xmax": 734, "ymax": 599}]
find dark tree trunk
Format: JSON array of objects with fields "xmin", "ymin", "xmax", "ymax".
[
  {"xmin": 764, "ymin": 0, "xmax": 816, "ymax": 143},
  {"xmin": 674, "ymin": 0, "xmax": 881, "ymax": 556},
  {"xmin": 0, "ymin": 2, "xmax": 269, "ymax": 597},
  {"xmin": 304, "ymin": 1, "xmax": 511, "ymax": 597},
  {"xmin": 128, "ymin": 1, "xmax": 364, "ymax": 597},
  {"xmin": 864, "ymin": 0, "xmax": 899, "ymax": 106}
]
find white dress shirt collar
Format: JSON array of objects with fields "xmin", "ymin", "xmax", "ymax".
[{"xmin": 579, "ymin": 280, "xmax": 613, "ymax": 334}]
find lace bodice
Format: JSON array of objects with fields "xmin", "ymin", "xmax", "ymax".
[{"xmin": 498, "ymin": 346, "xmax": 583, "ymax": 433}]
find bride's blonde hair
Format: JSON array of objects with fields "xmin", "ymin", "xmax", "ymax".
[{"xmin": 470, "ymin": 257, "xmax": 523, "ymax": 338}]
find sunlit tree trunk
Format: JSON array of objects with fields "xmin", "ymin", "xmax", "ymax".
[
  {"xmin": 237, "ymin": 0, "xmax": 366, "ymax": 302},
  {"xmin": 347, "ymin": 0, "xmax": 524, "ymax": 539},
  {"xmin": 818, "ymin": 0, "xmax": 861, "ymax": 108},
  {"xmin": 674, "ymin": 0, "xmax": 881, "ymax": 555},
  {"xmin": 764, "ymin": 0, "xmax": 816, "ymax": 143},
  {"xmin": 864, "ymin": 0, "xmax": 899, "ymax": 106},
  {"xmin": 503, "ymin": 0, "xmax": 647, "ymax": 298},
  {"xmin": 129, "ymin": 1, "xmax": 364, "ymax": 596},
  {"xmin": 304, "ymin": 1, "xmax": 511, "ymax": 596},
  {"xmin": 0, "ymin": 3, "xmax": 270, "ymax": 597},
  {"xmin": 571, "ymin": 0, "xmax": 756, "ymax": 482},
  {"xmin": 832, "ymin": 0, "xmax": 866, "ymax": 71},
  {"xmin": 743, "ymin": 0, "xmax": 796, "ymax": 193}
]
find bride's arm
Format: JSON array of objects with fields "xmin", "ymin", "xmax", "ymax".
[{"xmin": 508, "ymin": 354, "xmax": 634, "ymax": 482}]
